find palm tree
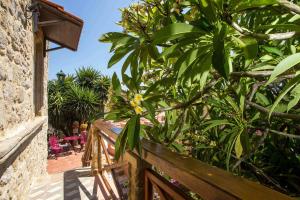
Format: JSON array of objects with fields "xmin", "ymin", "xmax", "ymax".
[
  {"xmin": 65, "ymin": 84, "xmax": 101, "ymax": 121},
  {"xmin": 94, "ymin": 75, "xmax": 111, "ymax": 112},
  {"xmin": 48, "ymin": 68, "xmax": 111, "ymax": 133},
  {"xmin": 75, "ymin": 67, "xmax": 101, "ymax": 89}
]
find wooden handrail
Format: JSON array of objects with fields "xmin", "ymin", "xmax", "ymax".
[{"xmin": 91, "ymin": 119, "xmax": 293, "ymax": 200}]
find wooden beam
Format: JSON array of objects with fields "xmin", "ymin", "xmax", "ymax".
[
  {"xmin": 101, "ymin": 162, "xmax": 126, "ymax": 172},
  {"xmin": 92, "ymin": 120, "xmax": 293, "ymax": 200},
  {"xmin": 100, "ymin": 173, "xmax": 118, "ymax": 200},
  {"xmin": 99, "ymin": 135, "xmax": 112, "ymax": 165},
  {"xmin": 34, "ymin": 29, "xmax": 45, "ymax": 116},
  {"xmin": 145, "ymin": 169, "xmax": 192, "ymax": 200},
  {"xmin": 38, "ymin": 20, "xmax": 64, "ymax": 27}
]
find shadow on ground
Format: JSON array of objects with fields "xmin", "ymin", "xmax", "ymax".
[{"xmin": 63, "ymin": 168, "xmax": 113, "ymax": 200}]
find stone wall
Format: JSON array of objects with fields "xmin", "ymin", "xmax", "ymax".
[
  {"xmin": 0, "ymin": 122, "xmax": 48, "ymax": 200},
  {"xmin": 0, "ymin": 0, "xmax": 36, "ymax": 136},
  {"xmin": 0, "ymin": 0, "xmax": 48, "ymax": 199}
]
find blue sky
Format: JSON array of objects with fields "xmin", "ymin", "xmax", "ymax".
[{"xmin": 48, "ymin": 0, "xmax": 136, "ymax": 80}]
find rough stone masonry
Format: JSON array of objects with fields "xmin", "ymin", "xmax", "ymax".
[{"xmin": 0, "ymin": 0, "xmax": 48, "ymax": 199}]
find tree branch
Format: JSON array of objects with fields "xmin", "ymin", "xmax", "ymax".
[
  {"xmin": 233, "ymin": 130, "xmax": 268, "ymax": 170},
  {"xmin": 173, "ymin": 81, "xmax": 218, "ymax": 110},
  {"xmin": 246, "ymin": 100, "xmax": 300, "ymax": 120},
  {"xmin": 278, "ymin": 0, "xmax": 300, "ymax": 15},
  {"xmin": 268, "ymin": 128, "xmax": 300, "ymax": 139},
  {"xmin": 230, "ymin": 71, "xmax": 295, "ymax": 79},
  {"xmin": 226, "ymin": 19, "xmax": 300, "ymax": 40}
]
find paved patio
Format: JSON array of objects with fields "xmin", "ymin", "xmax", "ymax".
[
  {"xmin": 47, "ymin": 151, "xmax": 84, "ymax": 174},
  {"xmin": 29, "ymin": 167, "xmax": 118, "ymax": 200},
  {"xmin": 30, "ymin": 150, "xmax": 119, "ymax": 199}
]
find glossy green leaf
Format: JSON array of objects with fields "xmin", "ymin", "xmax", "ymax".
[
  {"xmin": 212, "ymin": 23, "xmax": 230, "ymax": 79},
  {"xmin": 122, "ymin": 52, "xmax": 134, "ymax": 80},
  {"xmin": 123, "ymin": 74, "xmax": 137, "ymax": 91},
  {"xmin": 99, "ymin": 32, "xmax": 131, "ymax": 43},
  {"xmin": 198, "ymin": 0, "xmax": 218, "ymax": 23},
  {"xmin": 114, "ymin": 124, "xmax": 128, "ymax": 160},
  {"xmin": 231, "ymin": 0, "xmax": 278, "ymax": 12},
  {"xmin": 153, "ymin": 23, "xmax": 204, "ymax": 44},
  {"xmin": 262, "ymin": 46, "xmax": 283, "ymax": 56},
  {"xmin": 160, "ymin": 43, "xmax": 181, "ymax": 59},
  {"xmin": 255, "ymin": 92, "xmax": 270, "ymax": 106},
  {"xmin": 143, "ymin": 101, "xmax": 156, "ymax": 122},
  {"xmin": 198, "ymin": 53, "xmax": 212, "ymax": 90},
  {"xmin": 235, "ymin": 134, "xmax": 243, "ymax": 159},
  {"xmin": 269, "ymin": 75, "xmax": 300, "ymax": 119},
  {"xmin": 202, "ymin": 120, "xmax": 234, "ymax": 132},
  {"xmin": 148, "ymin": 45, "xmax": 160, "ymax": 61},
  {"xmin": 225, "ymin": 96, "xmax": 240, "ymax": 114},
  {"xmin": 130, "ymin": 50, "xmax": 139, "ymax": 81},
  {"xmin": 127, "ymin": 115, "xmax": 140, "ymax": 150},
  {"xmin": 257, "ymin": 24, "xmax": 300, "ymax": 32},
  {"xmin": 266, "ymin": 53, "xmax": 300, "ymax": 85},
  {"xmin": 177, "ymin": 49, "xmax": 200, "ymax": 78},
  {"xmin": 112, "ymin": 73, "xmax": 121, "ymax": 96},
  {"xmin": 234, "ymin": 36, "xmax": 258, "ymax": 59},
  {"xmin": 108, "ymin": 46, "xmax": 134, "ymax": 68},
  {"xmin": 288, "ymin": 84, "xmax": 300, "ymax": 111},
  {"xmin": 104, "ymin": 111, "xmax": 119, "ymax": 120},
  {"xmin": 110, "ymin": 37, "xmax": 136, "ymax": 52}
]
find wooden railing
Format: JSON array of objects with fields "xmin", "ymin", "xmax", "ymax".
[{"xmin": 82, "ymin": 119, "xmax": 294, "ymax": 200}]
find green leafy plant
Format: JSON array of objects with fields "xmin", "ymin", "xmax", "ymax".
[
  {"xmin": 48, "ymin": 67, "xmax": 110, "ymax": 135},
  {"xmin": 101, "ymin": 0, "xmax": 300, "ymax": 196}
]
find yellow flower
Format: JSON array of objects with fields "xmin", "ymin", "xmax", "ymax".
[
  {"xmin": 130, "ymin": 100, "xmax": 137, "ymax": 107},
  {"xmin": 209, "ymin": 141, "xmax": 216, "ymax": 147},
  {"xmin": 134, "ymin": 94, "xmax": 143, "ymax": 104},
  {"xmin": 134, "ymin": 106, "xmax": 143, "ymax": 115}
]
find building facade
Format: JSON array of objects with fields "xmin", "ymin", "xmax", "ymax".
[
  {"xmin": 0, "ymin": 0, "xmax": 48, "ymax": 199},
  {"xmin": 0, "ymin": 0, "xmax": 82, "ymax": 199}
]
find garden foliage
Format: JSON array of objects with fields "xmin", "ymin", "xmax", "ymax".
[
  {"xmin": 48, "ymin": 67, "xmax": 110, "ymax": 134},
  {"xmin": 101, "ymin": 0, "xmax": 300, "ymax": 196}
]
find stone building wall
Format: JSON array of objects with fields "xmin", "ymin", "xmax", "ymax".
[
  {"xmin": 0, "ymin": 122, "xmax": 48, "ymax": 200},
  {"xmin": 0, "ymin": 0, "xmax": 48, "ymax": 199},
  {"xmin": 0, "ymin": 0, "xmax": 35, "ymax": 136}
]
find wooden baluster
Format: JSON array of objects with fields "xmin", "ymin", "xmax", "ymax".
[
  {"xmin": 82, "ymin": 125, "xmax": 93, "ymax": 166},
  {"xmin": 145, "ymin": 171, "xmax": 153, "ymax": 200},
  {"xmin": 99, "ymin": 134, "xmax": 112, "ymax": 165},
  {"xmin": 125, "ymin": 152, "xmax": 150, "ymax": 200},
  {"xmin": 91, "ymin": 127, "xmax": 101, "ymax": 174},
  {"xmin": 97, "ymin": 131, "xmax": 102, "ymax": 173},
  {"xmin": 153, "ymin": 183, "xmax": 168, "ymax": 200},
  {"xmin": 91, "ymin": 126, "xmax": 96, "ymax": 173}
]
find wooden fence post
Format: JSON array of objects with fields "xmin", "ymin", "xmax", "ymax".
[
  {"xmin": 82, "ymin": 125, "xmax": 93, "ymax": 167},
  {"xmin": 125, "ymin": 152, "xmax": 150, "ymax": 200},
  {"xmin": 91, "ymin": 127, "xmax": 101, "ymax": 174}
]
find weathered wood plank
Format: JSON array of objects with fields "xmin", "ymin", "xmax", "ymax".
[
  {"xmin": 92, "ymin": 119, "xmax": 293, "ymax": 200},
  {"xmin": 145, "ymin": 169, "xmax": 193, "ymax": 200},
  {"xmin": 34, "ymin": 30, "xmax": 45, "ymax": 116}
]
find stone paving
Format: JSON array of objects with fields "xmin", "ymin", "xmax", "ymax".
[
  {"xmin": 29, "ymin": 167, "xmax": 119, "ymax": 200},
  {"xmin": 29, "ymin": 150, "xmax": 119, "ymax": 200},
  {"xmin": 47, "ymin": 151, "xmax": 84, "ymax": 174}
]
